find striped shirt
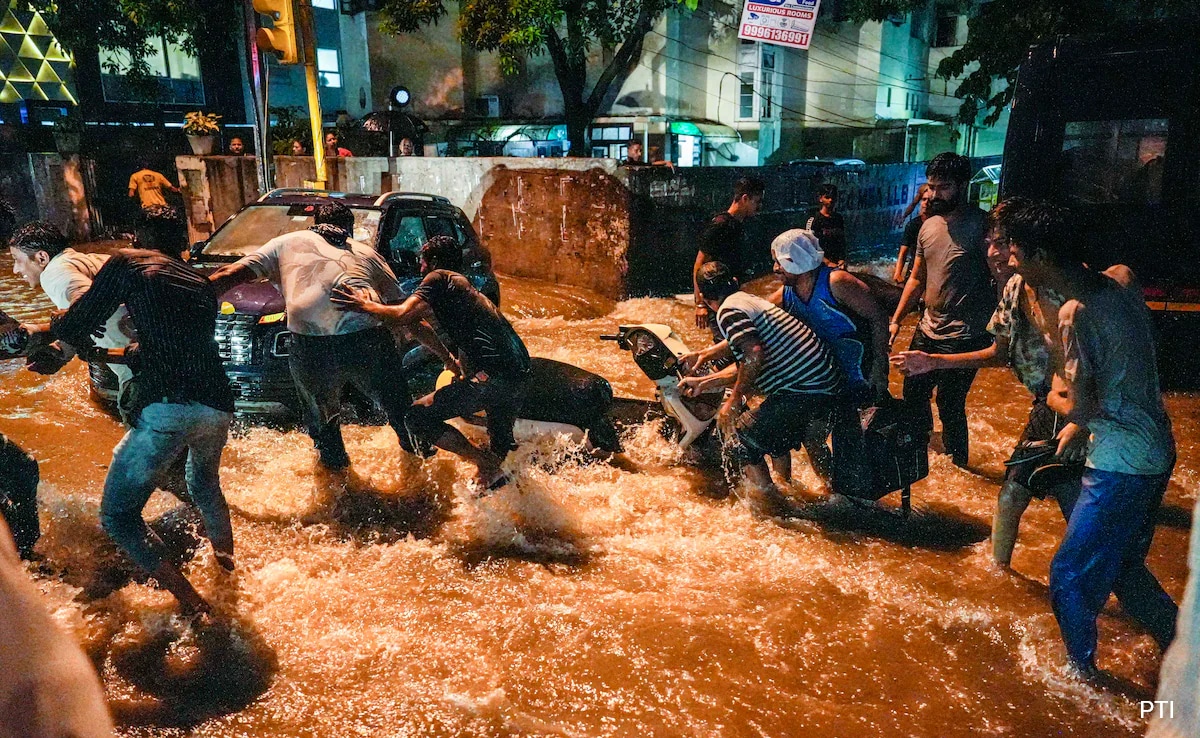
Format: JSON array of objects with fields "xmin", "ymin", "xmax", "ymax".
[{"xmin": 716, "ymin": 291, "xmax": 843, "ymax": 396}]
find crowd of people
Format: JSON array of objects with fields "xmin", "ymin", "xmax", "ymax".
[
  {"xmin": 0, "ymin": 148, "xmax": 1194, "ymax": 730},
  {"xmin": 684, "ymin": 152, "xmax": 1188, "ymax": 698}
]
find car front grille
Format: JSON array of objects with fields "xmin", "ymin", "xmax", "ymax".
[{"xmin": 215, "ymin": 313, "xmax": 256, "ymax": 365}]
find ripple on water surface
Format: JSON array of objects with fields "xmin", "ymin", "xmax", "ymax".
[{"xmin": 0, "ymin": 257, "xmax": 1192, "ymax": 737}]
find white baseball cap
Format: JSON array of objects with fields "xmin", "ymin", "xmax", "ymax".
[{"xmin": 771, "ymin": 229, "xmax": 824, "ymax": 274}]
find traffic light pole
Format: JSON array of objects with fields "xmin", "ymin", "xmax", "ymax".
[
  {"xmin": 242, "ymin": 0, "xmax": 272, "ymax": 192},
  {"xmin": 297, "ymin": 0, "xmax": 327, "ymax": 190}
]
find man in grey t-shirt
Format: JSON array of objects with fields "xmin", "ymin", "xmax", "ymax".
[
  {"xmin": 210, "ymin": 202, "xmax": 416, "ymax": 469},
  {"xmin": 1008, "ymin": 201, "xmax": 1176, "ymax": 678},
  {"xmin": 889, "ymin": 153, "xmax": 995, "ymax": 466}
]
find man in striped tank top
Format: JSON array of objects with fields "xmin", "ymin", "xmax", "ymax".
[{"xmin": 679, "ymin": 262, "xmax": 844, "ymax": 515}]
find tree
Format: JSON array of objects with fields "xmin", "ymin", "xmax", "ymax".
[
  {"xmin": 28, "ymin": 0, "xmax": 237, "ymax": 81},
  {"xmin": 378, "ymin": 0, "xmax": 698, "ymax": 155},
  {"xmin": 847, "ymin": 0, "xmax": 1200, "ymax": 125}
]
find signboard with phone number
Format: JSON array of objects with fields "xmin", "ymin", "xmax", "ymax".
[{"xmin": 738, "ymin": 0, "xmax": 821, "ymax": 51}]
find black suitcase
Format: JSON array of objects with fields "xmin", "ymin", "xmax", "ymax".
[{"xmin": 835, "ymin": 398, "xmax": 929, "ymax": 514}]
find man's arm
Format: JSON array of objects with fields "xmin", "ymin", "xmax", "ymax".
[
  {"xmin": 407, "ymin": 321, "xmax": 462, "ymax": 378},
  {"xmin": 332, "ymin": 287, "xmax": 433, "ymax": 329},
  {"xmin": 892, "ymin": 244, "xmax": 910, "ymax": 284},
  {"xmin": 208, "ymin": 262, "xmax": 261, "ymax": 296},
  {"xmin": 891, "ymin": 339, "xmax": 1005, "ymax": 376},
  {"xmin": 889, "ymin": 253, "xmax": 926, "ymax": 346},
  {"xmin": 830, "ymin": 270, "xmax": 891, "ymax": 391},
  {"xmin": 1053, "ymin": 301, "xmax": 1099, "ymax": 461},
  {"xmin": 692, "ymin": 251, "xmax": 710, "ymax": 328},
  {"xmin": 678, "ymin": 340, "xmax": 733, "ymax": 375}
]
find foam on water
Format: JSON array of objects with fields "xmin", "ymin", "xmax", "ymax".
[{"xmin": 0, "ymin": 256, "xmax": 1194, "ymax": 736}]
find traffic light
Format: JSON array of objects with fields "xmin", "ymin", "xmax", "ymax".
[{"xmin": 253, "ymin": 0, "xmax": 299, "ymax": 65}]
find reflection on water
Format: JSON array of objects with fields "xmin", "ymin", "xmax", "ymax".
[{"xmin": 0, "ymin": 251, "xmax": 1195, "ymax": 736}]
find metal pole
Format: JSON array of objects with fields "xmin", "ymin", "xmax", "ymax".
[
  {"xmin": 242, "ymin": 0, "xmax": 271, "ymax": 192},
  {"xmin": 297, "ymin": 0, "xmax": 326, "ymax": 189}
]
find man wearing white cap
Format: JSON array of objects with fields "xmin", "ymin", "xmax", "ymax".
[{"xmin": 768, "ymin": 229, "xmax": 891, "ymax": 491}]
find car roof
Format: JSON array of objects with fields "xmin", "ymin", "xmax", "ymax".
[{"xmin": 256, "ymin": 188, "xmax": 456, "ymax": 210}]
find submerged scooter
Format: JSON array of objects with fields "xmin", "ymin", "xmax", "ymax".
[
  {"xmin": 599, "ymin": 324, "xmax": 722, "ymax": 450},
  {"xmin": 429, "ymin": 323, "xmax": 720, "ymax": 457}
]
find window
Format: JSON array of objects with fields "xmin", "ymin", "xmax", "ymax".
[
  {"xmin": 933, "ymin": 9, "xmax": 958, "ymax": 47},
  {"xmin": 316, "ymin": 48, "xmax": 341, "ymax": 88},
  {"xmin": 759, "ymin": 49, "xmax": 775, "ymax": 119},
  {"xmin": 381, "ymin": 213, "xmax": 462, "ymax": 275},
  {"xmin": 98, "ymin": 36, "xmax": 203, "ymax": 104},
  {"xmin": 739, "ymin": 73, "xmax": 754, "ymax": 119},
  {"xmin": 588, "ymin": 126, "xmax": 631, "ymax": 142},
  {"xmin": 1059, "ymin": 118, "xmax": 1169, "ymax": 206},
  {"xmin": 312, "ymin": 0, "xmax": 336, "ymax": 8}
]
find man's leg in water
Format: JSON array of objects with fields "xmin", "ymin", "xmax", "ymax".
[
  {"xmin": 769, "ymin": 452, "xmax": 792, "ymax": 485},
  {"xmin": 735, "ymin": 393, "xmax": 818, "ymax": 515},
  {"xmin": 289, "ymin": 334, "xmax": 351, "ymax": 469},
  {"xmin": 100, "ymin": 402, "xmax": 210, "ymax": 614},
  {"xmin": 0, "ymin": 433, "xmax": 40, "ymax": 558},
  {"xmin": 800, "ymin": 410, "xmax": 834, "ymax": 488},
  {"xmin": 993, "ymin": 480, "xmax": 1035, "ymax": 567},
  {"xmin": 407, "ymin": 380, "xmax": 505, "ymax": 484},
  {"xmin": 345, "ymin": 327, "xmax": 419, "ymax": 455},
  {"xmin": 1049, "ymin": 468, "xmax": 1174, "ymax": 671},
  {"xmin": 181, "ymin": 404, "xmax": 235, "ymax": 571}
]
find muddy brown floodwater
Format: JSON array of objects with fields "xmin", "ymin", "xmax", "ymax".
[{"xmin": 0, "ymin": 245, "xmax": 1195, "ymax": 737}]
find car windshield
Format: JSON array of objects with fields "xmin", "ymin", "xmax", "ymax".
[{"xmin": 202, "ymin": 204, "xmax": 383, "ymax": 257}]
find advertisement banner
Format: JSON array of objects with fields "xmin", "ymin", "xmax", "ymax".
[{"xmin": 737, "ymin": 0, "xmax": 821, "ymax": 50}]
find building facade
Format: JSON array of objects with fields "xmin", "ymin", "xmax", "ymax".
[{"xmin": 366, "ymin": 0, "xmax": 1008, "ymax": 165}]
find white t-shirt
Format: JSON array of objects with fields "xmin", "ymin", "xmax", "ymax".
[
  {"xmin": 239, "ymin": 230, "xmax": 401, "ymax": 336},
  {"xmin": 39, "ymin": 249, "xmax": 133, "ymax": 385}
]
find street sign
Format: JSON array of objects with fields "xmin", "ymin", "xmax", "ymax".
[{"xmin": 738, "ymin": 0, "xmax": 820, "ymax": 51}]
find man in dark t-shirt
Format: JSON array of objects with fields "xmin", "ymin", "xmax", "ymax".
[
  {"xmin": 692, "ymin": 176, "xmax": 765, "ymax": 330},
  {"xmin": 18, "ymin": 206, "xmax": 235, "ymax": 615},
  {"xmin": 333, "ymin": 235, "xmax": 531, "ymax": 492},
  {"xmin": 806, "ymin": 183, "xmax": 847, "ymax": 266}
]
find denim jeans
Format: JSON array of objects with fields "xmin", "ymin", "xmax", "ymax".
[
  {"xmin": 101, "ymin": 401, "xmax": 233, "ymax": 573},
  {"xmin": 289, "ymin": 327, "xmax": 413, "ymax": 468},
  {"xmin": 1049, "ymin": 466, "xmax": 1178, "ymax": 669}
]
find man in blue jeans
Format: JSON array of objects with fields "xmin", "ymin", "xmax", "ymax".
[
  {"xmin": 1008, "ymin": 203, "xmax": 1177, "ymax": 677},
  {"xmin": 20, "ymin": 206, "xmax": 236, "ymax": 615}
]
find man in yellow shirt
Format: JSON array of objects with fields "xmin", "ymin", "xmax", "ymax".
[{"xmin": 127, "ymin": 161, "xmax": 179, "ymax": 209}]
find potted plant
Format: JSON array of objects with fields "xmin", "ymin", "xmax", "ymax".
[
  {"xmin": 52, "ymin": 110, "xmax": 83, "ymax": 155},
  {"xmin": 183, "ymin": 111, "xmax": 222, "ymax": 156}
]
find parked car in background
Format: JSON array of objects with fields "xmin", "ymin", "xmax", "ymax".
[{"xmin": 89, "ymin": 188, "xmax": 499, "ymax": 416}]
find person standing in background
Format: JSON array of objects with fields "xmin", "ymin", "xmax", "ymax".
[
  {"xmin": 806, "ymin": 183, "xmax": 847, "ymax": 267},
  {"xmin": 894, "ymin": 184, "xmax": 932, "ymax": 284},
  {"xmin": 127, "ymin": 161, "xmax": 178, "ymax": 211}
]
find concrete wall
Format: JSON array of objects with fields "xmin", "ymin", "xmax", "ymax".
[
  {"xmin": 176, "ymin": 155, "xmax": 261, "ymax": 245},
  {"xmin": 0, "ymin": 154, "xmax": 93, "ymax": 241},
  {"xmin": 179, "ymin": 155, "xmax": 928, "ymax": 299},
  {"xmin": 272, "ymin": 156, "xmax": 392, "ymax": 194}
]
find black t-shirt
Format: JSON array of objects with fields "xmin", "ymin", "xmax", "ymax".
[
  {"xmin": 806, "ymin": 210, "xmax": 847, "ymax": 263},
  {"xmin": 698, "ymin": 211, "xmax": 745, "ymax": 277},
  {"xmin": 413, "ymin": 269, "xmax": 531, "ymax": 377},
  {"xmin": 900, "ymin": 216, "xmax": 923, "ymax": 267}
]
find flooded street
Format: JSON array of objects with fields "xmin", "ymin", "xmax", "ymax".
[{"xmin": 1, "ymin": 247, "xmax": 1196, "ymax": 737}]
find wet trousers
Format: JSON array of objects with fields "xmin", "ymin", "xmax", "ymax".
[
  {"xmin": 901, "ymin": 331, "xmax": 992, "ymax": 466},
  {"xmin": 102, "ymin": 402, "xmax": 233, "ymax": 573},
  {"xmin": 289, "ymin": 327, "xmax": 414, "ymax": 468},
  {"xmin": 1049, "ymin": 466, "xmax": 1177, "ymax": 669},
  {"xmin": 0, "ymin": 433, "xmax": 39, "ymax": 558}
]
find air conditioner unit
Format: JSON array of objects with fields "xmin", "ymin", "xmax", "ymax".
[{"xmin": 477, "ymin": 95, "xmax": 500, "ymax": 118}]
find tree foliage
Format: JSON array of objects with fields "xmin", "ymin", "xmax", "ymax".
[
  {"xmin": 28, "ymin": 0, "xmax": 237, "ymax": 79},
  {"xmin": 848, "ymin": 0, "xmax": 1200, "ymax": 125},
  {"xmin": 378, "ymin": 0, "xmax": 698, "ymax": 153}
]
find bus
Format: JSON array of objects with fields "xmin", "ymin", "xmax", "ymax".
[{"xmin": 1000, "ymin": 23, "xmax": 1200, "ymax": 386}]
